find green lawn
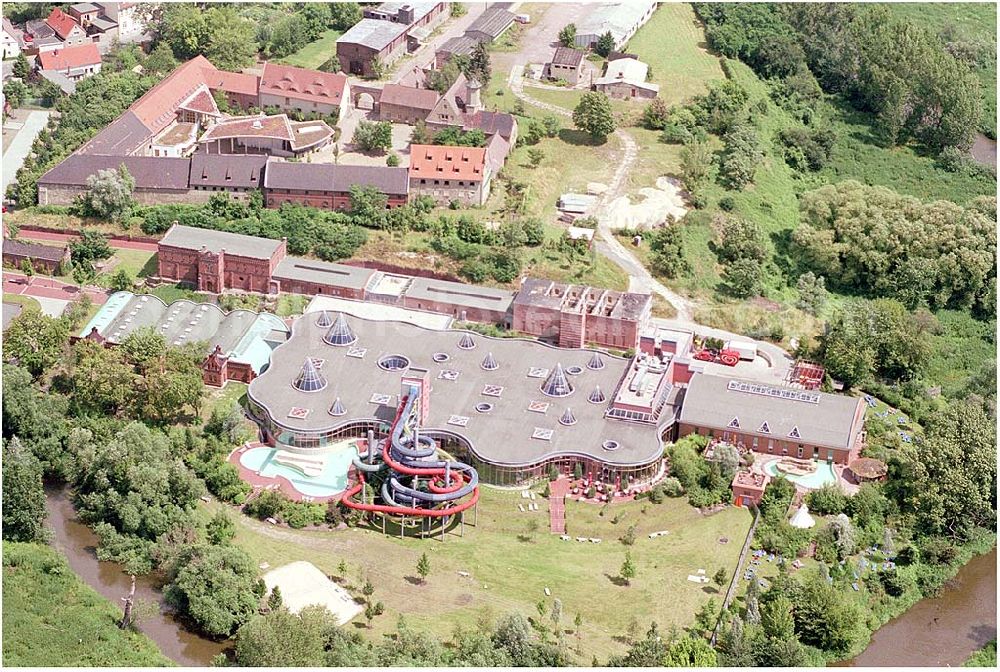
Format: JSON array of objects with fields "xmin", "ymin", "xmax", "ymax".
[
  {"xmin": 275, "ymin": 293, "xmax": 310, "ymax": 317},
  {"xmin": 2, "ymin": 292, "xmax": 42, "ymax": 312},
  {"xmin": 277, "ymin": 29, "xmax": 342, "ymax": 69},
  {"xmin": 207, "ymin": 487, "xmax": 752, "ymax": 662},
  {"xmin": 626, "ymin": 3, "xmax": 727, "ymax": 108},
  {"xmin": 2, "ymin": 542, "xmax": 172, "ymax": 667},
  {"xmin": 201, "ymin": 381, "xmax": 248, "ymax": 422},
  {"xmin": 96, "ymin": 249, "xmax": 158, "ymax": 288},
  {"xmin": 149, "ymin": 283, "xmax": 210, "ymax": 305}
]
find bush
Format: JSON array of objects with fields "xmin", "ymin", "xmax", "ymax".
[
  {"xmin": 806, "ymin": 484, "xmax": 847, "ymax": 515},
  {"xmin": 660, "ymin": 477, "xmax": 684, "ymax": 497},
  {"xmin": 718, "ymin": 196, "xmax": 736, "ymax": 212}
]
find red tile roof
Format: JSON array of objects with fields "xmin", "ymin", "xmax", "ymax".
[
  {"xmin": 38, "ymin": 42, "xmax": 101, "ymax": 71},
  {"xmin": 179, "ymin": 88, "xmax": 221, "ymax": 116},
  {"xmin": 260, "ymin": 62, "xmax": 348, "ymax": 106},
  {"xmin": 130, "ymin": 55, "xmax": 217, "ymax": 134},
  {"xmin": 201, "ymin": 67, "xmax": 260, "ymax": 97},
  {"xmin": 409, "ymin": 144, "xmax": 487, "ymax": 182},
  {"xmin": 46, "ymin": 8, "xmax": 82, "ymax": 40},
  {"xmin": 202, "ymin": 115, "xmax": 293, "ymax": 142},
  {"xmin": 379, "ymin": 84, "xmax": 440, "ymax": 112}
]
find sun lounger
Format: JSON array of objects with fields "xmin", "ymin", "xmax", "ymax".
[
  {"xmin": 576, "ymin": 537, "xmax": 588, "ymax": 542},
  {"xmin": 852, "ymin": 583, "xmax": 860, "ymax": 591},
  {"xmin": 560, "ymin": 535, "xmax": 570, "ymax": 541},
  {"xmin": 518, "ymin": 504, "xmax": 525, "ymax": 512}
]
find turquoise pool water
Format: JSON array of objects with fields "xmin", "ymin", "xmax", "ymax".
[
  {"xmin": 764, "ymin": 459, "xmax": 837, "ymax": 489},
  {"xmin": 239, "ymin": 446, "xmax": 356, "ymax": 497}
]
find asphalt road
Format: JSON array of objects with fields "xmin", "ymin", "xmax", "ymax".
[{"xmin": 3, "ymin": 109, "xmax": 51, "ymax": 195}]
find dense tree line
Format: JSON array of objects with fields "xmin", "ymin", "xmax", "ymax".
[
  {"xmin": 793, "ymin": 181, "xmax": 997, "ymax": 310},
  {"xmin": 694, "ymin": 3, "xmax": 983, "ymax": 151}
]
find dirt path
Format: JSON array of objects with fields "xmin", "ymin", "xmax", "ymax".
[{"xmin": 507, "ymin": 64, "xmax": 696, "ymax": 322}]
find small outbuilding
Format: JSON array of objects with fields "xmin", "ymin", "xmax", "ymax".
[
  {"xmin": 593, "ymin": 57, "xmax": 659, "ymax": 100},
  {"xmin": 732, "ymin": 469, "xmax": 769, "ymax": 508},
  {"xmin": 848, "ymin": 457, "xmax": 888, "ymax": 483},
  {"xmin": 546, "ymin": 46, "xmax": 585, "ymax": 85}
]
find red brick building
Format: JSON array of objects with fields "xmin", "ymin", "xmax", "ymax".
[
  {"xmin": 512, "ymin": 278, "xmax": 652, "ymax": 350},
  {"xmin": 262, "ymin": 159, "xmax": 409, "ymax": 210},
  {"xmin": 157, "ymin": 224, "xmax": 286, "ymax": 294},
  {"xmin": 2, "ymin": 238, "xmax": 71, "ymax": 274},
  {"xmin": 731, "ymin": 470, "xmax": 770, "ymax": 508}
]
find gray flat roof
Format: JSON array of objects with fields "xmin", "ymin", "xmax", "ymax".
[
  {"xmin": 405, "ymin": 275, "xmax": 515, "ymax": 313},
  {"xmin": 465, "ymin": 7, "xmax": 516, "ymax": 39},
  {"xmin": 337, "ymin": 18, "xmax": 408, "ymax": 51},
  {"xmin": 274, "ymin": 256, "xmax": 376, "ymax": 291},
  {"xmin": 248, "ymin": 314, "xmax": 663, "ymax": 467},
  {"xmin": 678, "ymin": 373, "xmax": 863, "ymax": 450},
  {"xmin": 159, "ymin": 224, "xmax": 283, "ymax": 260}
]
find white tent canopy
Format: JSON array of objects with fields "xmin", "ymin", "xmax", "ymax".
[{"xmin": 789, "ymin": 503, "xmax": 816, "ymax": 529}]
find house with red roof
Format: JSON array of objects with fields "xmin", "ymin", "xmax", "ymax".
[
  {"xmin": 408, "ymin": 144, "xmax": 493, "ymax": 206},
  {"xmin": 258, "ymin": 62, "xmax": 350, "ymax": 121},
  {"xmin": 46, "ymin": 7, "xmax": 88, "ymax": 47},
  {"xmin": 37, "ymin": 42, "xmax": 102, "ymax": 81}
]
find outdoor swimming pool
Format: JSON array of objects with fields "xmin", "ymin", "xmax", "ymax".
[
  {"xmin": 764, "ymin": 459, "xmax": 837, "ymax": 489},
  {"xmin": 239, "ymin": 444, "xmax": 356, "ymax": 497}
]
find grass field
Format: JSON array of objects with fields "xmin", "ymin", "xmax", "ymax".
[
  {"xmin": 207, "ymin": 487, "xmax": 752, "ymax": 662},
  {"xmin": 149, "ymin": 283, "xmax": 210, "ymax": 305},
  {"xmin": 2, "ymin": 292, "xmax": 42, "ymax": 312},
  {"xmin": 625, "ymin": 3, "xmax": 727, "ymax": 109},
  {"xmin": 277, "ymin": 29, "xmax": 342, "ymax": 69},
  {"xmin": 96, "ymin": 249, "xmax": 158, "ymax": 288},
  {"xmin": 2, "ymin": 542, "xmax": 172, "ymax": 667}
]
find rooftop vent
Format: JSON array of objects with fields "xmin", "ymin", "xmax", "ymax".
[
  {"xmin": 480, "ymin": 352, "xmax": 498, "ymax": 370},
  {"xmin": 315, "ymin": 310, "xmax": 333, "ymax": 327},
  {"xmin": 329, "ymin": 397, "xmax": 347, "ymax": 416},
  {"xmin": 251, "ymin": 119, "xmax": 263, "ymax": 129},
  {"xmin": 588, "ymin": 385, "xmax": 606, "ymax": 404},
  {"xmin": 541, "ymin": 363, "xmax": 574, "ymax": 398},
  {"xmin": 559, "ymin": 407, "xmax": 577, "ymax": 426},
  {"xmin": 293, "ymin": 357, "xmax": 327, "ymax": 392},
  {"xmin": 377, "ymin": 354, "xmax": 410, "ymax": 371},
  {"xmin": 323, "ymin": 312, "xmax": 357, "ymax": 346},
  {"xmin": 457, "ymin": 333, "xmax": 476, "ymax": 350},
  {"xmin": 587, "ymin": 351, "xmax": 605, "ymax": 370}
]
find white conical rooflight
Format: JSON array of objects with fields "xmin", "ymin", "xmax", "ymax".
[
  {"xmin": 587, "ymin": 351, "xmax": 605, "ymax": 370},
  {"xmin": 293, "ymin": 358, "xmax": 327, "ymax": 392},
  {"xmin": 315, "ymin": 310, "xmax": 333, "ymax": 327},
  {"xmin": 458, "ymin": 332, "xmax": 476, "ymax": 350},
  {"xmin": 481, "ymin": 351, "xmax": 498, "ymax": 370},
  {"xmin": 324, "ymin": 312, "xmax": 357, "ymax": 346},
  {"xmin": 541, "ymin": 362, "xmax": 574, "ymax": 397},
  {"xmin": 559, "ymin": 407, "xmax": 577, "ymax": 426},
  {"xmin": 329, "ymin": 397, "xmax": 346, "ymax": 416},
  {"xmin": 588, "ymin": 385, "xmax": 606, "ymax": 404}
]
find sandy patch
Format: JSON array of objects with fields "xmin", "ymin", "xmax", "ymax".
[
  {"xmin": 603, "ymin": 176, "xmax": 690, "ymax": 230},
  {"xmin": 262, "ymin": 560, "xmax": 362, "ymax": 625}
]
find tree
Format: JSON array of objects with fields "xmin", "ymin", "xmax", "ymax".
[
  {"xmin": 550, "ymin": 598, "xmax": 563, "ymax": 636},
  {"xmin": 79, "ymin": 165, "xmax": 135, "ymax": 222},
  {"xmin": 620, "ymin": 551, "xmax": 636, "ymax": 585},
  {"xmin": 572, "ymin": 91, "xmax": 616, "ymax": 143},
  {"xmin": 267, "ymin": 586, "xmax": 283, "ymax": 612},
  {"xmin": 712, "ymin": 567, "xmax": 728, "ymax": 591},
  {"xmin": 337, "ymin": 559, "xmax": 348, "ymax": 578},
  {"xmin": 745, "ymin": 578, "xmax": 762, "ymax": 625},
  {"xmin": 647, "ymin": 226, "xmax": 689, "ymax": 279},
  {"xmin": 386, "ymin": 153, "xmax": 400, "ymax": 167},
  {"xmin": 693, "ymin": 597, "xmax": 718, "ymax": 635},
  {"xmin": 2, "ymin": 309, "xmax": 70, "ymax": 377},
  {"xmin": 349, "ymin": 184, "xmax": 389, "ymax": 226},
  {"xmin": 70, "ymin": 229, "xmax": 113, "ymax": 266},
  {"xmin": 144, "ymin": 42, "xmax": 178, "ymax": 75},
  {"xmin": 416, "ymin": 552, "xmax": 431, "ymax": 584},
  {"xmin": 664, "ymin": 635, "xmax": 718, "ymax": 666},
  {"xmin": 164, "ymin": 544, "xmax": 264, "ymax": 638},
  {"xmin": 233, "ymin": 607, "xmax": 334, "ymax": 666},
  {"xmin": 679, "ymin": 140, "xmax": 713, "ymax": 202},
  {"xmin": 541, "ymin": 115, "xmax": 561, "ymax": 137},
  {"xmin": 760, "ymin": 595, "xmax": 795, "ymax": 641},
  {"xmin": 364, "ymin": 600, "xmax": 384, "ymax": 628},
  {"xmin": 642, "ymin": 97, "xmax": 670, "ymax": 130},
  {"xmin": 19, "ymin": 258, "xmax": 34, "ymax": 277},
  {"xmin": 13, "ymin": 52, "xmax": 30, "ymax": 80},
  {"xmin": 468, "ymin": 41, "xmax": 492, "ymax": 85},
  {"xmin": 558, "ymin": 24, "xmax": 577, "ymax": 48},
  {"xmin": 795, "ymin": 272, "xmax": 827, "ymax": 315},
  {"xmin": 595, "ymin": 31, "xmax": 615, "ymax": 58},
  {"xmin": 109, "ymin": 268, "xmax": 133, "ymax": 293},
  {"xmin": 206, "ymin": 510, "xmax": 235, "ymax": 545},
  {"xmin": 1, "ymin": 437, "xmax": 48, "ymax": 543},
  {"xmin": 202, "ymin": 7, "xmax": 257, "ymax": 71},
  {"xmin": 411, "ymin": 120, "xmax": 432, "ymax": 144},
  {"xmin": 721, "ymin": 124, "xmax": 763, "ymax": 189},
  {"xmin": 717, "ymin": 216, "xmax": 767, "ymax": 264},
  {"xmin": 527, "ymin": 147, "xmax": 544, "ymax": 167},
  {"xmin": 329, "ymin": 2, "xmax": 363, "ymax": 31},
  {"xmin": 791, "ymin": 576, "xmax": 863, "ymax": 655},
  {"xmin": 723, "ymin": 258, "xmax": 764, "ymax": 298},
  {"xmin": 353, "ymin": 120, "xmax": 393, "ymax": 153}
]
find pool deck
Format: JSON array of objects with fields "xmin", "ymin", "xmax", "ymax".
[
  {"xmin": 751, "ymin": 454, "xmax": 859, "ymax": 495},
  {"xmin": 228, "ymin": 441, "xmax": 356, "ymax": 504}
]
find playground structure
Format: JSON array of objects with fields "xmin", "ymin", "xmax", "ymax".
[
  {"xmin": 340, "ymin": 370, "xmax": 480, "ymax": 539},
  {"xmin": 771, "ymin": 457, "xmax": 818, "ymax": 477},
  {"xmin": 692, "ymin": 346, "xmax": 740, "ymax": 367}
]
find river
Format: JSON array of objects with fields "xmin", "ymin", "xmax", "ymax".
[
  {"xmin": 837, "ymin": 547, "xmax": 997, "ymax": 667},
  {"xmin": 44, "ymin": 487, "xmax": 227, "ymax": 667},
  {"xmin": 971, "ymin": 133, "xmax": 997, "ymax": 168}
]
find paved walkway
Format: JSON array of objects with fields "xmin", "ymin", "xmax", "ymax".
[
  {"xmin": 3, "ymin": 271, "xmax": 109, "ymax": 307},
  {"xmin": 548, "ymin": 476, "xmax": 569, "ymax": 534},
  {"xmin": 3, "ymin": 110, "xmax": 51, "ymax": 195}
]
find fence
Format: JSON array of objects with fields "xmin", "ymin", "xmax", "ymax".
[{"xmin": 711, "ymin": 507, "xmax": 760, "ymax": 646}]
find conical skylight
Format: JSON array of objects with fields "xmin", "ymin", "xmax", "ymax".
[
  {"xmin": 315, "ymin": 310, "xmax": 333, "ymax": 327},
  {"xmin": 329, "ymin": 397, "xmax": 346, "ymax": 416},
  {"xmin": 541, "ymin": 363, "xmax": 574, "ymax": 397},
  {"xmin": 559, "ymin": 407, "xmax": 577, "ymax": 426},
  {"xmin": 458, "ymin": 333, "xmax": 476, "ymax": 350},
  {"xmin": 293, "ymin": 357, "xmax": 327, "ymax": 392},
  {"xmin": 588, "ymin": 385, "xmax": 606, "ymax": 404},
  {"xmin": 587, "ymin": 351, "xmax": 605, "ymax": 370},
  {"xmin": 323, "ymin": 312, "xmax": 357, "ymax": 346},
  {"xmin": 481, "ymin": 352, "xmax": 498, "ymax": 370}
]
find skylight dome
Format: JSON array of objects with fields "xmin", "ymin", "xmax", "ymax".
[
  {"xmin": 541, "ymin": 363, "xmax": 574, "ymax": 397},
  {"xmin": 329, "ymin": 397, "xmax": 346, "ymax": 416},
  {"xmin": 315, "ymin": 310, "xmax": 333, "ymax": 327},
  {"xmin": 588, "ymin": 385, "xmax": 606, "ymax": 404},
  {"xmin": 481, "ymin": 352, "xmax": 499, "ymax": 370},
  {"xmin": 323, "ymin": 312, "xmax": 357, "ymax": 346},
  {"xmin": 559, "ymin": 407, "xmax": 578, "ymax": 426},
  {"xmin": 458, "ymin": 333, "xmax": 476, "ymax": 350},
  {"xmin": 587, "ymin": 351, "xmax": 605, "ymax": 370},
  {"xmin": 293, "ymin": 357, "xmax": 327, "ymax": 392}
]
